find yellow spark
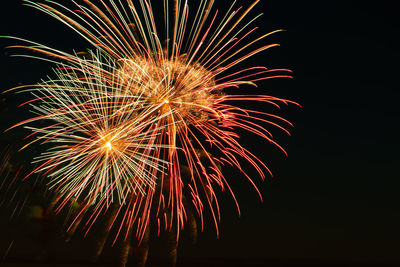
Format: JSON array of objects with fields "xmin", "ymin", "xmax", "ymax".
[{"xmin": 105, "ymin": 141, "xmax": 112, "ymax": 151}]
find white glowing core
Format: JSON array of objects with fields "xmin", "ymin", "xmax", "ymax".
[{"xmin": 105, "ymin": 141, "xmax": 112, "ymax": 150}]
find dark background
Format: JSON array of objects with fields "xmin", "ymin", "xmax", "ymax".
[{"xmin": 0, "ymin": 0, "xmax": 399, "ymax": 266}]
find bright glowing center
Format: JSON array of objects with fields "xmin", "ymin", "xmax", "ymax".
[
  {"xmin": 164, "ymin": 99, "xmax": 170, "ymax": 104},
  {"xmin": 105, "ymin": 141, "xmax": 112, "ymax": 151}
]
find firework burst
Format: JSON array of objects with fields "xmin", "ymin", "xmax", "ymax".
[
  {"xmin": 5, "ymin": 0, "xmax": 299, "ymax": 242},
  {"xmin": 5, "ymin": 51, "xmax": 175, "ymax": 235}
]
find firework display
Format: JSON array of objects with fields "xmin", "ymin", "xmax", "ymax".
[
  {"xmin": 9, "ymin": 51, "xmax": 172, "ymax": 204},
  {"xmin": 5, "ymin": 0, "xmax": 298, "ymax": 244}
]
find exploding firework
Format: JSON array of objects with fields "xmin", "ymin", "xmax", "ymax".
[
  {"xmin": 5, "ymin": 0, "xmax": 299, "ymax": 243},
  {"xmin": 5, "ymin": 51, "xmax": 176, "ymax": 239}
]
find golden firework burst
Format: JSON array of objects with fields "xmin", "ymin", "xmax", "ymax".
[{"xmin": 5, "ymin": 0, "xmax": 299, "ymax": 243}]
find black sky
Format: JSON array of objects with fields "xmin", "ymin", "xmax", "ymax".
[{"xmin": 0, "ymin": 0, "xmax": 399, "ymax": 266}]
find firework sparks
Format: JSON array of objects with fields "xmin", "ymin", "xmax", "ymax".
[
  {"xmin": 6, "ymin": 51, "xmax": 174, "ymax": 219},
  {"xmin": 5, "ymin": 0, "xmax": 299, "ymax": 242}
]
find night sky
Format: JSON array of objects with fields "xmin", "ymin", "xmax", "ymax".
[{"xmin": 0, "ymin": 0, "xmax": 399, "ymax": 266}]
